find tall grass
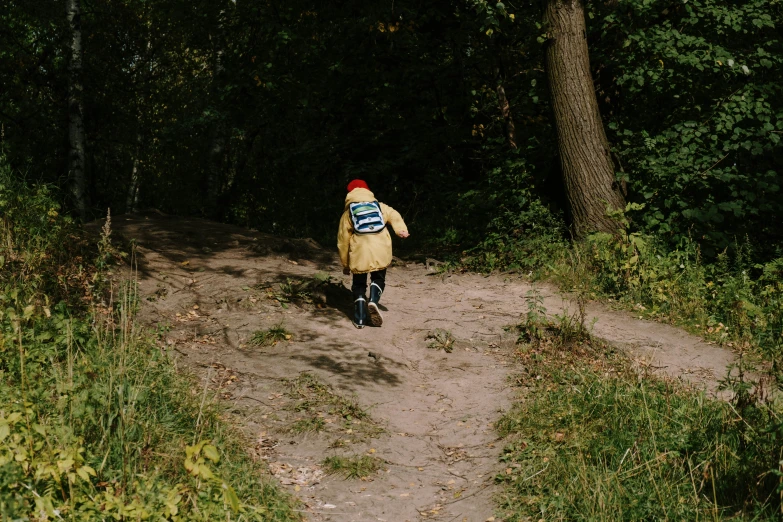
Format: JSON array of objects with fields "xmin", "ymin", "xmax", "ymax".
[
  {"xmin": 0, "ymin": 163, "xmax": 299, "ymax": 519},
  {"xmin": 496, "ymin": 336, "xmax": 783, "ymax": 521}
]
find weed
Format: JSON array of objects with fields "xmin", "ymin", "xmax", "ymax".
[
  {"xmin": 250, "ymin": 323, "xmax": 291, "ymax": 346},
  {"xmin": 427, "ymin": 329, "xmax": 455, "ymax": 353},
  {"xmin": 321, "ymin": 455, "xmax": 382, "ymax": 479},
  {"xmin": 288, "ymin": 417, "xmax": 326, "ymax": 434},
  {"xmin": 516, "ymin": 292, "xmax": 590, "ymax": 351},
  {"xmin": 518, "ymin": 289, "xmax": 548, "ymax": 344}
]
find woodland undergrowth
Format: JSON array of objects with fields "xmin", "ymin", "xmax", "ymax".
[
  {"xmin": 0, "ymin": 165, "xmax": 299, "ymax": 519},
  {"xmin": 497, "ymin": 294, "xmax": 783, "ymax": 520},
  {"xmin": 462, "ymin": 202, "xmax": 783, "ymax": 364}
]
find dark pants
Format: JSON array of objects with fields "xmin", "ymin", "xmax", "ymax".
[{"xmin": 352, "ymin": 269, "xmax": 386, "ymax": 298}]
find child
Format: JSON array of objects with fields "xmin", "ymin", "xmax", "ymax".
[{"xmin": 338, "ymin": 179, "xmax": 409, "ymax": 328}]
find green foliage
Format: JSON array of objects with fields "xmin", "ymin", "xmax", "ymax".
[
  {"xmin": 548, "ymin": 227, "xmax": 783, "ymax": 359},
  {"xmin": 321, "ymin": 455, "xmax": 382, "ymax": 480},
  {"xmin": 497, "ymin": 346, "xmax": 782, "ymax": 520},
  {"xmin": 0, "ymin": 178, "xmax": 299, "ymax": 520},
  {"xmin": 516, "ymin": 289, "xmax": 591, "ymax": 350},
  {"xmin": 426, "ymin": 329, "xmax": 455, "ymax": 353},
  {"xmin": 469, "ymin": 198, "xmax": 783, "ymax": 361},
  {"xmin": 595, "ymin": 0, "xmax": 783, "ymax": 254},
  {"xmin": 459, "ymin": 169, "xmax": 567, "ymax": 272},
  {"xmin": 0, "ymin": 160, "xmax": 94, "ymax": 309},
  {"xmin": 250, "ymin": 323, "xmax": 291, "ymax": 347}
]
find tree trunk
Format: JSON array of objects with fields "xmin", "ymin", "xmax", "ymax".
[
  {"xmin": 126, "ymin": 133, "xmax": 141, "ymax": 213},
  {"xmin": 67, "ymin": 0, "xmax": 88, "ymax": 220},
  {"xmin": 544, "ymin": 0, "xmax": 625, "ymax": 237},
  {"xmin": 496, "ymin": 83, "xmax": 518, "ymax": 149},
  {"xmin": 206, "ymin": 18, "xmax": 226, "ymax": 219}
]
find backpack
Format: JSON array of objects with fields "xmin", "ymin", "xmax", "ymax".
[{"xmin": 349, "ymin": 201, "xmax": 385, "ymax": 234}]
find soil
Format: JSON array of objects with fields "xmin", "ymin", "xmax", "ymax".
[{"xmin": 111, "ymin": 212, "xmax": 737, "ymax": 522}]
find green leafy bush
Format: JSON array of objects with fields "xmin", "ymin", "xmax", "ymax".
[{"xmin": 595, "ymin": 0, "xmax": 783, "ymax": 254}]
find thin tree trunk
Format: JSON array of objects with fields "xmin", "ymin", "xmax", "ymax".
[
  {"xmin": 206, "ymin": 18, "xmax": 226, "ymax": 219},
  {"xmin": 126, "ymin": 133, "xmax": 141, "ymax": 213},
  {"xmin": 207, "ymin": 120, "xmax": 225, "ymax": 217},
  {"xmin": 67, "ymin": 0, "xmax": 87, "ymax": 220},
  {"xmin": 544, "ymin": 0, "xmax": 625, "ymax": 237},
  {"xmin": 496, "ymin": 83, "xmax": 518, "ymax": 149}
]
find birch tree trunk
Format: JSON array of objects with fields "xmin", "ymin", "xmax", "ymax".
[
  {"xmin": 67, "ymin": 0, "xmax": 88, "ymax": 220},
  {"xmin": 544, "ymin": 0, "xmax": 625, "ymax": 237}
]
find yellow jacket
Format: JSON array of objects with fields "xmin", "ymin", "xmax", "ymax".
[{"xmin": 337, "ymin": 188, "xmax": 408, "ymax": 274}]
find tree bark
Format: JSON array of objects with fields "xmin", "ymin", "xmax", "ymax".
[
  {"xmin": 126, "ymin": 133, "xmax": 141, "ymax": 213},
  {"xmin": 67, "ymin": 0, "xmax": 88, "ymax": 220},
  {"xmin": 544, "ymin": 0, "xmax": 625, "ymax": 237},
  {"xmin": 496, "ymin": 83, "xmax": 518, "ymax": 149}
]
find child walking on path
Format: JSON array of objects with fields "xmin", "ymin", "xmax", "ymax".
[{"xmin": 337, "ymin": 179, "xmax": 409, "ymax": 328}]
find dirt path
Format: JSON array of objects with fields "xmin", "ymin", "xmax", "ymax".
[{"xmin": 113, "ymin": 212, "xmax": 736, "ymax": 522}]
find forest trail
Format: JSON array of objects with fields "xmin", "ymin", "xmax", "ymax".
[{"xmin": 114, "ymin": 213, "xmax": 736, "ymax": 522}]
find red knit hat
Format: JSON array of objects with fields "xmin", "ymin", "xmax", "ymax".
[{"xmin": 347, "ymin": 179, "xmax": 370, "ymax": 192}]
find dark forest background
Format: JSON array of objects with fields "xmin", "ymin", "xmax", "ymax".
[{"xmin": 2, "ymin": 0, "xmax": 781, "ymax": 259}]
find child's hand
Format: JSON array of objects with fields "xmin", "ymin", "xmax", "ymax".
[
  {"xmin": 397, "ymin": 230, "xmax": 410, "ymax": 239},
  {"xmin": 343, "ymin": 267, "xmax": 351, "ymax": 275}
]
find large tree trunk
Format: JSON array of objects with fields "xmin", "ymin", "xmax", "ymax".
[
  {"xmin": 544, "ymin": 0, "xmax": 625, "ymax": 237},
  {"xmin": 67, "ymin": 0, "xmax": 88, "ymax": 220}
]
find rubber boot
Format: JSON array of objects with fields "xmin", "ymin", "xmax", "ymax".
[
  {"xmin": 367, "ymin": 282, "xmax": 383, "ymax": 327},
  {"xmin": 353, "ymin": 295, "xmax": 368, "ymax": 329}
]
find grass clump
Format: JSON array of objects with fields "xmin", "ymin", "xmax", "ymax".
[
  {"xmin": 284, "ymin": 373, "xmax": 381, "ymax": 439},
  {"xmin": 426, "ymin": 328, "xmax": 455, "ymax": 353},
  {"xmin": 250, "ymin": 323, "xmax": 291, "ymax": 346},
  {"xmin": 0, "ymin": 169, "xmax": 300, "ymax": 520},
  {"xmin": 287, "ymin": 417, "xmax": 326, "ymax": 434},
  {"xmin": 496, "ymin": 339, "xmax": 783, "ymax": 520},
  {"xmin": 321, "ymin": 455, "xmax": 382, "ymax": 479}
]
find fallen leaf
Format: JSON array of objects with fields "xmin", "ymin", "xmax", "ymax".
[
  {"xmin": 193, "ymin": 304, "xmax": 199, "ymax": 310},
  {"xmin": 181, "ymin": 260, "xmax": 190, "ymax": 266},
  {"xmin": 294, "ymin": 485, "xmax": 301, "ymax": 492}
]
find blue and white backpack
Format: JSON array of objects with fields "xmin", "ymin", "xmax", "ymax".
[{"xmin": 349, "ymin": 201, "xmax": 385, "ymax": 234}]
